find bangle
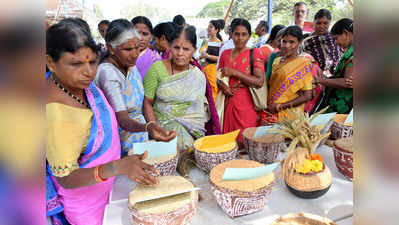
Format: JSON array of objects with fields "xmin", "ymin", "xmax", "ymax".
[
  {"xmin": 94, "ymin": 165, "xmax": 107, "ymax": 183},
  {"xmin": 145, "ymin": 121, "xmax": 156, "ymax": 132},
  {"xmin": 276, "ymin": 104, "xmax": 281, "ymax": 112}
]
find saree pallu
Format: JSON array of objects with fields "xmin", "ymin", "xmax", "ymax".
[
  {"xmin": 300, "ymin": 53, "xmax": 323, "ymax": 114},
  {"xmin": 136, "ymin": 48, "xmax": 161, "ymax": 81},
  {"xmin": 46, "ymin": 74, "xmax": 121, "ymax": 225},
  {"xmin": 153, "ymin": 67, "xmax": 207, "ymax": 152},
  {"xmin": 267, "ymin": 57, "xmax": 313, "ymax": 121},
  {"xmin": 119, "ymin": 67, "xmax": 148, "ymax": 154},
  {"xmin": 302, "ymin": 33, "xmax": 343, "ymax": 75},
  {"xmin": 190, "ymin": 58, "xmax": 222, "ymax": 136}
]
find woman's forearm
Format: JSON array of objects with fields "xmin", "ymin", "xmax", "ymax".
[
  {"xmin": 319, "ymin": 77, "xmax": 350, "ymax": 89},
  {"xmin": 116, "ymin": 111, "xmax": 146, "ymax": 133},
  {"xmin": 207, "ymin": 55, "xmax": 219, "ymax": 62},
  {"xmin": 143, "ymin": 97, "xmax": 157, "ymax": 123},
  {"xmin": 55, "ymin": 160, "xmax": 121, "ymax": 189},
  {"xmin": 232, "ymin": 68, "xmax": 264, "ymax": 88},
  {"xmin": 280, "ymin": 90, "xmax": 313, "ymax": 110}
]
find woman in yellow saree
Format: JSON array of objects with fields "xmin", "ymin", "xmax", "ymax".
[{"xmin": 267, "ymin": 26, "xmax": 313, "ymax": 122}]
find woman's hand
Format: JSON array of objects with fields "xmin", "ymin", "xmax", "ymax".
[
  {"xmin": 221, "ymin": 67, "xmax": 237, "ymax": 77},
  {"xmin": 116, "ymin": 152, "xmax": 159, "ymax": 186},
  {"xmin": 267, "ymin": 104, "xmax": 279, "ymax": 114},
  {"xmin": 199, "ymin": 51, "xmax": 208, "ymax": 60},
  {"xmin": 219, "ymin": 82, "xmax": 234, "ymax": 97},
  {"xmin": 148, "ymin": 123, "xmax": 177, "ymax": 142},
  {"xmin": 345, "ymin": 75, "xmax": 353, "ymax": 88}
]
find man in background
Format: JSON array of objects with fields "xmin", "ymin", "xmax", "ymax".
[
  {"xmin": 293, "ymin": 2, "xmax": 314, "ymax": 34},
  {"xmin": 254, "ymin": 20, "xmax": 269, "ymax": 48}
]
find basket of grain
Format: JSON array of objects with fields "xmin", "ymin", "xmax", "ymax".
[
  {"xmin": 128, "ymin": 176, "xmax": 198, "ymax": 225},
  {"xmin": 271, "ymin": 213, "xmax": 337, "ymax": 225},
  {"xmin": 242, "ymin": 127, "xmax": 284, "ymax": 164},
  {"xmin": 333, "ymin": 137, "xmax": 354, "ymax": 180},
  {"xmin": 330, "ymin": 114, "xmax": 353, "ymax": 140},
  {"xmin": 209, "ymin": 159, "xmax": 275, "ymax": 218},
  {"xmin": 193, "ymin": 130, "xmax": 239, "ymax": 172}
]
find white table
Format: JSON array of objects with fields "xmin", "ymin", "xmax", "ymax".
[{"xmin": 103, "ymin": 145, "xmax": 353, "ymax": 225}]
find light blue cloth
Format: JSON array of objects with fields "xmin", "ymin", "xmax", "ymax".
[
  {"xmin": 95, "ymin": 64, "xmax": 148, "ymax": 154},
  {"xmin": 132, "ymin": 137, "xmax": 177, "ymax": 158},
  {"xmin": 222, "ymin": 162, "xmax": 279, "ymax": 181}
]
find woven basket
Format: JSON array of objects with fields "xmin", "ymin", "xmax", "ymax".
[
  {"xmin": 129, "ymin": 192, "xmax": 198, "ymax": 225},
  {"xmin": 330, "ymin": 114, "xmax": 353, "ymax": 140},
  {"xmin": 209, "ymin": 159, "xmax": 275, "ymax": 218},
  {"xmin": 242, "ymin": 127, "xmax": 284, "ymax": 164},
  {"xmin": 271, "ymin": 213, "xmax": 337, "ymax": 225},
  {"xmin": 193, "ymin": 138, "xmax": 238, "ymax": 172},
  {"xmin": 146, "ymin": 154, "xmax": 178, "ymax": 177},
  {"xmin": 210, "ymin": 179, "xmax": 274, "ymax": 218},
  {"xmin": 333, "ymin": 138, "xmax": 353, "ymax": 181}
]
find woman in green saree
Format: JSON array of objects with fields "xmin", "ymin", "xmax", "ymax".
[
  {"xmin": 143, "ymin": 26, "xmax": 207, "ymax": 153},
  {"xmin": 317, "ymin": 18, "xmax": 354, "ymax": 114}
]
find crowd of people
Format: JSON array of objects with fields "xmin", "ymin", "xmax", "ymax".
[{"xmin": 46, "ymin": 2, "xmax": 354, "ymax": 224}]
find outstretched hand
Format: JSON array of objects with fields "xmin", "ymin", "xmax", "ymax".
[
  {"xmin": 118, "ymin": 152, "xmax": 160, "ymax": 186},
  {"xmin": 148, "ymin": 123, "xmax": 177, "ymax": 142}
]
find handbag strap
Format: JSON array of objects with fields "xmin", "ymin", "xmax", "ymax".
[{"xmin": 250, "ymin": 48, "xmax": 254, "ymax": 75}]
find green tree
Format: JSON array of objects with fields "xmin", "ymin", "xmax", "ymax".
[
  {"xmin": 197, "ymin": 0, "xmax": 352, "ymax": 26},
  {"xmin": 120, "ymin": 3, "xmax": 170, "ymax": 21},
  {"xmin": 197, "ymin": 0, "xmax": 230, "ymax": 18}
]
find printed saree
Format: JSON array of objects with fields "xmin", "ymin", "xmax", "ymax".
[
  {"xmin": 152, "ymin": 66, "xmax": 207, "ymax": 152},
  {"xmin": 267, "ymin": 56, "xmax": 313, "ymax": 121},
  {"xmin": 46, "ymin": 73, "xmax": 121, "ymax": 225}
]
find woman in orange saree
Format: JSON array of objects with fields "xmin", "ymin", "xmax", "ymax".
[{"xmin": 266, "ymin": 26, "xmax": 313, "ymax": 122}]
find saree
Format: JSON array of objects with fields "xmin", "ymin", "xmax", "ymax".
[
  {"xmin": 320, "ymin": 45, "xmax": 353, "ymax": 114},
  {"xmin": 190, "ymin": 57, "xmax": 222, "ymax": 136},
  {"xmin": 95, "ymin": 64, "xmax": 148, "ymax": 155},
  {"xmin": 300, "ymin": 52, "xmax": 323, "ymax": 114},
  {"xmin": 219, "ymin": 48, "xmax": 265, "ymax": 143},
  {"xmin": 267, "ymin": 56, "xmax": 313, "ymax": 121},
  {"xmin": 302, "ymin": 33, "xmax": 343, "ymax": 76},
  {"xmin": 145, "ymin": 62, "xmax": 207, "ymax": 152},
  {"xmin": 200, "ymin": 41, "xmax": 222, "ymax": 102},
  {"xmin": 46, "ymin": 72, "xmax": 121, "ymax": 225},
  {"xmin": 136, "ymin": 47, "xmax": 161, "ymax": 81}
]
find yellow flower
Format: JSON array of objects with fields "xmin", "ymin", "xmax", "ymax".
[
  {"xmin": 296, "ymin": 159, "xmax": 312, "ymax": 174},
  {"xmin": 311, "ymin": 160, "xmax": 323, "ymax": 172}
]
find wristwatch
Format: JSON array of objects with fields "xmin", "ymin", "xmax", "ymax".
[{"xmin": 217, "ymin": 79, "xmax": 222, "ymax": 86}]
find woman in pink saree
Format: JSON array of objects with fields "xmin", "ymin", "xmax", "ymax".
[{"xmin": 46, "ymin": 19, "xmax": 159, "ymax": 225}]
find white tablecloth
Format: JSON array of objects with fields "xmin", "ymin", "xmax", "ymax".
[{"xmin": 103, "ymin": 145, "xmax": 353, "ymax": 225}]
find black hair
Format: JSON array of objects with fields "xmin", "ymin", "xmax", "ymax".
[
  {"xmin": 266, "ymin": 24, "xmax": 286, "ymax": 44},
  {"xmin": 314, "ymin": 9, "xmax": 332, "ymax": 21},
  {"xmin": 173, "ymin": 15, "xmax": 185, "ymax": 26},
  {"xmin": 46, "ymin": 20, "xmax": 99, "ymax": 62},
  {"xmin": 171, "ymin": 25, "xmax": 197, "ymax": 48},
  {"xmin": 60, "ymin": 18, "xmax": 91, "ymax": 34},
  {"xmin": 153, "ymin": 22, "xmax": 179, "ymax": 44},
  {"xmin": 281, "ymin": 25, "xmax": 304, "ymax": 41},
  {"xmin": 131, "ymin": 16, "xmax": 153, "ymax": 34},
  {"xmin": 230, "ymin": 18, "xmax": 251, "ymax": 35},
  {"xmin": 331, "ymin": 18, "xmax": 353, "ymax": 35},
  {"xmin": 259, "ymin": 20, "xmax": 269, "ymax": 33},
  {"xmin": 210, "ymin": 19, "xmax": 225, "ymax": 41},
  {"xmin": 294, "ymin": 1, "xmax": 307, "ymax": 9},
  {"xmin": 98, "ymin": 20, "xmax": 110, "ymax": 28}
]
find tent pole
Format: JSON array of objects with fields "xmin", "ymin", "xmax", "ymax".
[
  {"xmin": 268, "ymin": 0, "xmax": 273, "ymax": 33},
  {"xmin": 224, "ymin": 0, "xmax": 235, "ymax": 22}
]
